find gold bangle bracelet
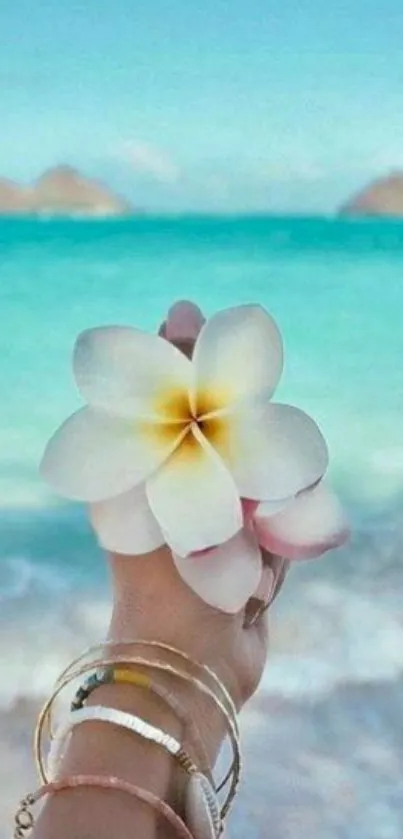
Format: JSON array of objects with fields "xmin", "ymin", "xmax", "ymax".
[
  {"xmin": 36, "ymin": 655, "xmax": 240, "ymax": 821},
  {"xmin": 71, "ymin": 666, "xmax": 214, "ymax": 784},
  {"xmin": 50, "ymin": 639, "xmax": 239, "ymax": 800},
  {"xmin": 55, "ymin": 640, "xmax": 239, "ymax": 736},
  {"xmin": 35, "ymin": 655, "xmax": 241, "ymax": 820}
]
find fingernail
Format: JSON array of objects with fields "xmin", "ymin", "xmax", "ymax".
[
  {"xmin": 243, "ymin": 567, "xmax": 276, "ymax": 628},
  {"xmin": 243, "ymin": 598, "xmax": 265, "ymax": 628},
  {"xmin": 253, "ymin": 565, "xmax": 275, "ymax": 602}
]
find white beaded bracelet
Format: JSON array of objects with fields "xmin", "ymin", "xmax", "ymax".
[
  {"xmin": 48, "ymin": 705, "xmax": 221, "ymax": 839},
  {"xmin": 48, "ymin": 705, "xmax": 196, "ymax": 778}
]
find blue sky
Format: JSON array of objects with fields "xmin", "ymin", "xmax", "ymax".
[{"xmin": 1, "ymin": 0, "xmax": 403, "ymax": 212}]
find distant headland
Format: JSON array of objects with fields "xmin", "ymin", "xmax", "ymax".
[
  {"xmin": 2, "ymin": 165, "xmax": 403, "ymax": 219},
  {"xmin": 340, "ymin": 171, "xmax": 403, "ymax": 218},
  {"xmin": 0, "ymin": 165, "xmax": 135, "ymax": 218}
]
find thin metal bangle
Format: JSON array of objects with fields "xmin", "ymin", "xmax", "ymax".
[
  {"xmin": 47, "ymin": 705, "xmax": 199, "ymax": 781},
  {"xmin": 53, "ymin": 638, "xmax": 240, "ymax": 801},
  {"xmin": 36, "ymin": 654, "xmax": 240, "ymax": 821},
  {"xmin": 46, "ymin": 653, "xmax": 238, "ymax": 799},
  {"xmin": 35, "ymin": 656, "xmax": 241, "ymax": 821},
  {"xmin": 14, "ymin": 775, "xmax": 194, "ymax": 839},
  {"xmin": 71, "ymin": 666, "xmax": 213, "ymax": 783},
  {"xmin": 55, "ymin": 639, "xmax": 239, "ymax": 735}
]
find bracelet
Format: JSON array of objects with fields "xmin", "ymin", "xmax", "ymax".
[
  {"xmin": 14, "ymin": 775, "xmax": 194, "ymax": 839},
  {"xmin": 46, "ymin": 705, "xmax": 221, "ymax": 837},
  {"xmin": 47, "ymin": 705, "xmax": 199, "ymax": 781},
  {"xmin": 53, "ymin": 638, "xmax": 240, "ymax": 785},
  {"xmin": 71, "ymin": 666, "xmax": 213, "ymax": 782},
  {"xmin": 42, "ymin": 653, "xmax": 240, "ymax": 818},
  {"xmin": 37, "ymin": 655, "xmax": 239, "ymax": 822},
  {"xmin": 57, "ymin": 639, "xmax": 239, "ymax": 736},
  {"xmin": 36, "ymin": 654, "xmax": 240, "ymax": 821}
]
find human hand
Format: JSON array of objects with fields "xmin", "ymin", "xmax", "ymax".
[{"xmin": 107, "ymin": 302, "xmax": 290, "ymax": 718}]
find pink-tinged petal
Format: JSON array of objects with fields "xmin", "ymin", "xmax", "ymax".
[
  {"xmin": 90, "ymin": 485, "xmax": 164, "ymax": 555},
  {"xmin": 165, "ymin": 301, "xmax": 205, "ymax": 343},
  {"xmin": 216, "ymin": 402, "xmax": 328, "ymax": 500},
  {"xmin": 73, "ymin": 326, "xmax": 192, "ymax": 419},
  {"xmin": 173, "ymin": 528, "xmax": 263, "ymax": 613},
  {"xmin": 192, "ymin": 305, "xmax": 283, "ymax": 413},
  {"xmin": 146, "ymin": 424, "xmax": 243, "ymax": 557},
  {"xmin": 40, "ymin": 407, "xmax": 185, "ymax": 502},
  {"xmin": 242, "ymin": 497, "xmax": 289, "ymax": 525},
  {"xmin": 254, "ymin": 483, "xmax": 349, "ymax": 561}
]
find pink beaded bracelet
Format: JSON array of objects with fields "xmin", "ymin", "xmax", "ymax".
[{"xmin": 14, "ymin": 774, "xmax": 195, "ymax": 839}]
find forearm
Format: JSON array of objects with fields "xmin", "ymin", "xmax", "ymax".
[{"xmin": 31, "ymin": 652, "xmax": 224, "ymax": 839}]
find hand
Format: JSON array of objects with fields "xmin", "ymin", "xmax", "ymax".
[
  {"xmin": 34, "ymin": 301, "xmax": 291, "ymax": 839},
  {"xmin": 106, "ymin": 302, "xmax": 289, "ymax": 720}
]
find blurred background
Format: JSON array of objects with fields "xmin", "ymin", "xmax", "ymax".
[{"xmin": 1, "ymin": 2, "xmax": 403, "ymax": 837}]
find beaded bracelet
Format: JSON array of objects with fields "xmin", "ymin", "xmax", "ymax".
[
  {"xmin": 52, "ymin": 637, "xmax": 240, "ymax": 787},
  {"xmin": 14, "ymin": 775, "xmax": 194, "ymax": 839},
  {"xmin": 36, "ymin": 654, "xmax": 239, "ymax": 822},
  {"xmin": 47, "ymin": 706, "xmax": 221, "ymax": 839},
  {"xmin": 48, "ymin": 704, "xmax": 199, "ymax": 780},
  {"xmin": 56, "ymin": 639, "xmax": 239, "ymax": 736},
  {"xmin": 71, "ymin": 665, "xmax": 213, "ymax": 782},
  {"xmin": 36, "ymin": 654, "xmax": 240, "ymax": 821}
]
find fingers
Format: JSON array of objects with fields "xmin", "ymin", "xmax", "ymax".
[
  {"xmin": 242, "ymin": 554, "xmax": 291, "ymax": 629},
  {"xmin": 158, "ymin": 300, "xmax": 205, "ymax": 359},
  {"xmin": 270, "ymin": 557, "xmax": 291, "ymax": 605},
  {"xmin": 166, "ymin": 300, "xmax": 205, "ymax": 341}
]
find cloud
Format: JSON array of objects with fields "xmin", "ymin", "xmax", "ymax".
[{"xmin": 121, "ymin": 141, "xmax": 181, "ymax": 184}]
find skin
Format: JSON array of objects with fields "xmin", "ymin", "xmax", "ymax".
[{"xmin": 31, "ymin": 303, "xmax": 290, "ymax": 839}]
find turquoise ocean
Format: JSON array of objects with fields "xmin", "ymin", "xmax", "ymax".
[{"xmin": 0, "ymin": 216, "xmax": 402, "ymax": 837}]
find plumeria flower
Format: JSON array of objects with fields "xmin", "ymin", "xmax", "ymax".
[
  {"xmin": 172, "ymin": 482, "xmax": 349, "ymax": 612},
  {"xmin": 41, "ymin": 303, "xmax": 329, "ymax": 559},
  {"xmin": 89, "ymin": 475, "xmax": 349, "ymax": 612}
]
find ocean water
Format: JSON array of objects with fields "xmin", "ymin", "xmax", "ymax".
[{"xmin": 1, "ymin": 216, "xmax": 403, "ymax": 837}]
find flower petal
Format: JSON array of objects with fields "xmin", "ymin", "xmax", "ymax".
[
  {"xmin": 254, "ymin": 483, "xmax": 349, "ymax": 560},
  {"xmin": 173, "ymin": 528, "xmax": 263, "ymax": 613},
  {"xmin": 192, "ymin": 305, "xmax": 283, "ymax": 413},
  {"xmin": 215, "ymin": 402, "xmax": 328, "ymax": 500},
  {"xmin": 40, "ymin": 407, "xmax": 185, "ymax": 502},
  {"xmin": 90, "ymin": 485, "xmax": 164, "ymax": 555},
  {"xmin": 146, "ymin": 424, "xmax": 243, "ymax": 556},
  {"xmin": 74, "ymin": 326, "xmax": 192, "ymax": 419}
]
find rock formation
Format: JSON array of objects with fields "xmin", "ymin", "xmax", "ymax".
[
  {"xmin": 0, "ymin": 166, "xmax": 133, "ymax": 217},
  {"xmin": 0, "ymin": 178, "xmax": 29, "ymax": 214},
  {"xmin": 340, "ymin": 171, "xmax": 403, "ymax": 217}
]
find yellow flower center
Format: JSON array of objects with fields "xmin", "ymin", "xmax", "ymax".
[{"xmin": 148, "ymin": 386, "xmax": 229, "ymax": 458}]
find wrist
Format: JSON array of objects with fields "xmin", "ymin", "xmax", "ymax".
[
  {"xmin": 109, "ymin": 552, "xmax": 245, "ymax": 709},
  {"xmin": 102, "ymin": 631, "xmax": 229, "ymax": 766}
]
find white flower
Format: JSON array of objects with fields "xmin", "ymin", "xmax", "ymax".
[
  {"xmin": 41, "ymin": 305, "xmax": 328, "ymax": 558},
  {"xmin": 172, "ymin": 483, "xmax": 350, "ymax": 612}
]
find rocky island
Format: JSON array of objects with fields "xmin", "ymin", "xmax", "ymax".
[
  {"xmin": 340, "ymin": 171, "xmax": 403, "ymax": 217},
  {"xmin": 0, "ymin": 166, "xmax": 133, "ymax": 217}
]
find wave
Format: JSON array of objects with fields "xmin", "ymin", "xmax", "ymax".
[{"xmin": 0, "ymin": 496, "xmax": 402, "ymax": 708}]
